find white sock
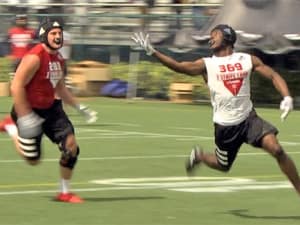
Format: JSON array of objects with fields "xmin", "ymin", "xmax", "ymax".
[
  {"xmin": 60, "ymin": 179, "xmax": 70, "ymax": 194},
  {"xmin": 5, "ymin": 125, "xmax": 18, "ymax": 138}
]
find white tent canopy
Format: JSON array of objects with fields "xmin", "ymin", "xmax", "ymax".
[{"xmin": 191, "ymin": 0, "xmax": 300, "ymax": 54}]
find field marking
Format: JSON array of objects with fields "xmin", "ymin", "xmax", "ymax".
[
  {"xmin": 76, "ymin": 129, "xmax": 213, "ymax": 141},
  {"xmin": 0, "ymin": 176, "xmax": 292, "ymax": 196},
  {"xmin": 1, "ymin": 127, "xmax": 300, "ymax": 144},
  {"xmin": 1, "ymin": 151, "xmax": 300, "ymax": 163},
  {"xmin": 90, "ymin": 176, "xmax": 292, "ymax": 193}
]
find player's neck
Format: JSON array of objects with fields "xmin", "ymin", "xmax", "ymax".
[
  {"xmin": 42, "ymin": 43, "xmax": 58, "ymax": 54},
  {"xmin": 213, "ymin": 47, "xmax": 233, "ymax": 57}
]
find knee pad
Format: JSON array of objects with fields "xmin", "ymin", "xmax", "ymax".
[
  {"xmin": 17, "ymin": 135, "xmax": 42, "ymax": 161},
  {"xmin": 59, "ymin": 147, "xmax": 80, "ymax": 169}
]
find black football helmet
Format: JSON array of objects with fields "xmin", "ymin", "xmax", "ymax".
[
  {"xmin": 211, "ymin": 24, "xmax": 237, "ymax": 47},
  {"xmin": 38, "ymin": 17, "xmax": 63, "ymax": 50}
]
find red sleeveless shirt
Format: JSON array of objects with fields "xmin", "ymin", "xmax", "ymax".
[{"xmin": 25, "ymin": 44, "xmax": 64, "ymax": 109}]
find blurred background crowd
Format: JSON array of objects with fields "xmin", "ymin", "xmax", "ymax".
[
  {"xmin": 0, "ymin": 0, "xmax": 299, "ymax": 105},
  {"xmin": 0, "ymin": 0, "xmax": 224, "ymax": 59}
]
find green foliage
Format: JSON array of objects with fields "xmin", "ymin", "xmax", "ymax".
[
  {"xmin": 0, "ymin": 57, "xmax": 12, "ymax": 82},
  {"xmin": 251, "ymin": 69, "xmax": 300, "ymax": 104},
  {"xmin": 111, "ymin": 61, "xmax": 300, "ymax": 103},
  {"xmin": 111, "ymin": 61, "xmax": 209, "ymax": 100}
]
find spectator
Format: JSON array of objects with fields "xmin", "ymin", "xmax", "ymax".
[{"xmin": 7, "ymin": 14, "xmax": 36, "ymax": 72}]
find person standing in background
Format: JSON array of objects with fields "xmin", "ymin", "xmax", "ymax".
[{"xmin": 7, "ymin": 14, "xmax": 36, "ymax": 72}]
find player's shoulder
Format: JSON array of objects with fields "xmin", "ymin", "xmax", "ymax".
[
  {"xmin": 233, "ymin": 52, "xmax": 251, "ymax": 57},
  {"xmin": 8, "ymin": 26, "xmax": 18, "ymax": 33},
  {"xmin": 28, "ymin": 28, "xmax": 36, "ymax": 35},
  {"xmin": 231, "ymin": 52, "xmax": 253, "ymax": 63},
  {"xmin": 29, "ymin": 43, "xmax": 44, "ymax": 53}
]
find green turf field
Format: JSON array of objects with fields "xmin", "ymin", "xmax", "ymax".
[{"xmin": 0, "ymin": 96, "xmax": 299, "ymax": 225}]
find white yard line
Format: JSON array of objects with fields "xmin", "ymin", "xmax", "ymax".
[
  {"xmin": 0, "ymin": 151, "xmax": 300, "ymax": 163},
  {"xmin": 0, "ymin": 176, "xmax": 292, "ymax": 196}
]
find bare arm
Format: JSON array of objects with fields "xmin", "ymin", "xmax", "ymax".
[
  {"xmin": 153, "ymin": 51, "xmax": 206, "ymax": 76},
  {"xmin": 251, "ymin": 55, "xmax": 291, "ymax": 97},
  {"xmin": 56, "ymin": 80, "xmax": 98, "ymax": 123},
  {"xmin": 55, "ymin": 80, "xmax": 79, "ymax": 107},
  {"xmin": 10, "ymin": 54, "xmax": 40, "ymax": 117},
  {"xmin": 131, "ymin": 32, "xmax": 206, "ymax": 76}
]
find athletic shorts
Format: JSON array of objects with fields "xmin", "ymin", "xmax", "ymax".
[
  {"xmin": 11, "ymin": 99, "xmax": 74, "ymax": 145},
  {"xmin": 214, "ymin": 109, "xmax": 278, "ymax": 169}
]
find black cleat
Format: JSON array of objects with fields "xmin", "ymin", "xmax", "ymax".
[{"xmin": 185, "ymin": 145, "xmax": 202, "ymax": 174}]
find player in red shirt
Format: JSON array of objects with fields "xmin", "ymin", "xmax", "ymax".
[
  {"xmin": 7, "ymin": 14, "xmax": 36, "ymax": 72},
  {"xmin": 10, "ymin": 17, "xmax": 92, "ymax": 203}
]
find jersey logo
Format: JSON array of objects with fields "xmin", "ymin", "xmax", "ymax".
[
  {"xmin": 47, "ymin": 61, "xmax": 63, "ymax": 87},
  {"xmin": 217, "ymin": 63, "xmax": 248, "ymax": 96},
  {"xmin": 223, "ymin": 79, "xmax": 243, "ymax": 96}
]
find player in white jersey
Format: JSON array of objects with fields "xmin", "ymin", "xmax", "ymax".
[{"xmin": 132, "ymin": 24, "xmax": 300, "ymax": 196}]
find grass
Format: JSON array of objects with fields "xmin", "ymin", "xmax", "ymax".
[{"xmin": 0, "ymin": 96, "xmax": 299, "ymax": 225}]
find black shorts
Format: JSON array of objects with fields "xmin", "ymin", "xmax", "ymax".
[
  {"xmin": 11, "ymin": 99, "xmax": 74, "ymax": 145},
  {"xmin": 214, "ymin": 109, "xmax": 278, "ymax": 169}
]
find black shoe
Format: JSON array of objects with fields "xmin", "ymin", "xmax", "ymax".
[{"xmin": 185, "ymin": 145, "xmax": 202, "ymax": 174}]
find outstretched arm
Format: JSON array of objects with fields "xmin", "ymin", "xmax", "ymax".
[
  {"xmin": 252, "ymin": 55, "xmax": 290, "ymax": 97},
  {"xmin": 132, "ymin": 32, "xmax": 206, "ymax": 76},
  {"xmin": 251, "ymin": 55, "xmax": 293, "ymax": 121}
]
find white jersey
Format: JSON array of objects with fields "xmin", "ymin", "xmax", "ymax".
[{"xmin": 203, "ymin": 52, "xmax": 253, "ymax": 126}]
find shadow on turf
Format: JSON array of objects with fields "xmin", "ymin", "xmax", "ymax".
[
  {"xmin": 75, "ymin": 123, "xmax": 124, "ymax": 128},
  {"xmin": 83, "ymin": 196, "xmax": 165, "ymax": 202},
  {"xmin": 47, "ymin": 195, "xmax": 165, "ymax": 202},
  {"xmin": 228, "ymin": 209, "xmax": 300, "ymax": 220}
]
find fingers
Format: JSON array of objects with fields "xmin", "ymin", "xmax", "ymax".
[
  {"xmin": 131, "ymin": 32, "xmax": 141, "ymax": 43},
  {"xmin": 280, "ymin": 108, "xmax": 290, "ymax": 122},
  {"xmin": 131, "ymin": 32, "xmax": 140, "ymax": 43},
  {"xmin": 131, "ymin": 35, "xmax": 138, "ymax": 43},
  {"xmin": 131, "ymin": 32, "xmax": 154, "ymax": 55},
  {"xmin": 131, "ymin": 32, "xmax": 147, "ymax": 44},
  {"xmin": 86, "ymin": 114, "xmax": 98, "ymax": 124},
  {"xmin": 279, "ymin": 96, "xmax": 293, "ymax": 122}
]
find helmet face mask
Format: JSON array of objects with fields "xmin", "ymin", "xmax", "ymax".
[{"xmin": 38, "ymin": 17, "xmax": 63, "ymax": 50}]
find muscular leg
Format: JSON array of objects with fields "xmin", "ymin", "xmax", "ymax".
[
  {"xmin": 196, "ymin": 149, "xmax": 229, "ymax": 172},
  {"xmin": 60, "ymin": 134, "xmax": 78, "ymax": 180},
  {"xmin": 261, "ymin": 133, "xmax": 300, "ymax": 195},
  {"xmin": 56, "ymin": 133, "xmax": 83, "ymax": 202}
]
